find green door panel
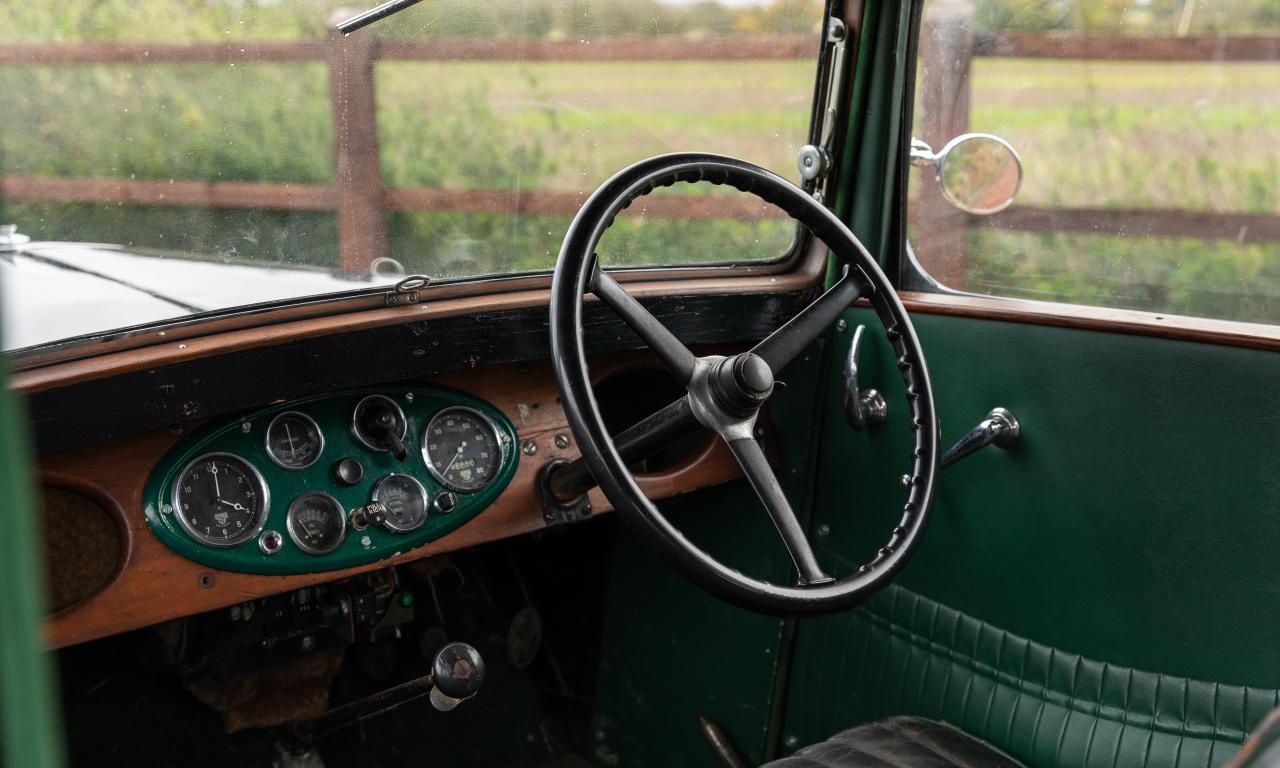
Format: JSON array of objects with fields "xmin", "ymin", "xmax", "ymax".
[
  {"xmin": 786, "ymin": 584, "xmax": 1272, "ymax": 768},
  {"xmin": 591, "ymin": 342, "xmax": 830, "ymax": 767},
  {"xmin": 780, "ymin": 308, "xmax": 1280, "ymax": 763}
]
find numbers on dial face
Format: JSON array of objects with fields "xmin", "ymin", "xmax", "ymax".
[
  {"xmin": 286, "ymin": 492, "xmax": 347, "ymax": 555},
  {"xmin": 371, "ymin": 474, "xmax": 428, "ymax": 532},
  {"xmin": 423, "ymin": 408, "xmax": 500, "ymax": 492},
  {"xmin": 173, "ymin": 454, "xmax": 267, "ymax": 547},
  {"xmin": 266, "ymin": 411, "xmax": 325, "ymax": 470}
]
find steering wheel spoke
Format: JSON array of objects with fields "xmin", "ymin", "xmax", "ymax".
[
  {"xmin": 591, "ymin": 267, "xmax": 698, "ymax": 385},
  {"xmin": 725, "ymin": 435, "xmax": 832, "ymax": 586},
  {"xmin": 751, "ymin": 266, "xmax": 867, "ymax": 373}
]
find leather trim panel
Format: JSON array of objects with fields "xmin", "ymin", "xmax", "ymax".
[{"xmin": 785, "ymin": 585, "xmax": 1278, "ymax": 768}]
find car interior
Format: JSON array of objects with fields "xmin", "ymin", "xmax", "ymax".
[{"xmin": 3, "ymin": 0, "xmax": 1280, "ymax": 766}]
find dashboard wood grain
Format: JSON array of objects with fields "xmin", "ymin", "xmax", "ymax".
[{"xmin": 39, "ymin": 355, "xmax": 742, "ymax": 649}]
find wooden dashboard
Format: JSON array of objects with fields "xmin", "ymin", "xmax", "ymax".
[{"xmin": 35, "ymin": 353, "xmax": 744, "ymax": 650}]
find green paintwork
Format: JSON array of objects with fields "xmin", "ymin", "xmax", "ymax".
[
  {"xmin": 778, "ymin": 308, "xmax": 1280, "ymax": 762},
  {"xmin": 0, "ymin": 360, "xmax": 65, "ymax": 768},
  {"xmin": 143, "ymin": 386, "xmax": 518, "ymax": 575}
]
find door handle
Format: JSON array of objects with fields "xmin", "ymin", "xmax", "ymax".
[
  {"xmin": 940, "ymin": 407, "xmax": 1021, "ymax": 468},
  {"xmin": 843, "ymin": 324, "xmax": 887, "ymax": 431}
]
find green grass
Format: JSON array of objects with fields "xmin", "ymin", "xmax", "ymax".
[
  {"xmin": 0, "ymin": 57, "xmax": 812, "ymax": 276},
  {"xmin": 907, "ymin": 56, "xmax": 1280, "ymax": 323},
  {"xmin": 4, "ymin": 37, "xmax": 1280, "ymax": 326}
]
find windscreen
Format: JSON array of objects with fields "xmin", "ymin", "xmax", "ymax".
[{"xmin": 0, "ymin": 0, "xmax": 822, "ymax": 351}]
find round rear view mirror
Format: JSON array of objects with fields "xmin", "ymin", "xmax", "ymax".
[{"xmin": 933, "ymin": 133, "xmax": 1022, "ymax": 215}]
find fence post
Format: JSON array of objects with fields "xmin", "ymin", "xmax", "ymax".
[
  {"xmin": 329, "ymin": 12, "xmax": 387, "ymax": 275},
  {"xmin": 913, "ymin": 0, "xmax": 974, "ymax": 289}
]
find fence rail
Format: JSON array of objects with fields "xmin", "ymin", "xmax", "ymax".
[{"xmin": 1, "ymin": 29, "xmax": 1278, "ymax": 274}]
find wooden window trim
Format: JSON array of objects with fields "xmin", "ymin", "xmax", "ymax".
[{"xmin": 898, "ymin": 290, "xmax": 1280, "ymax": 352}]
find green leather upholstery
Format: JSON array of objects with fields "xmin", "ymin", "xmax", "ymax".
[
  {"xmin": 765, "ymin": 716, "xmax": 1024, "ymax": 768},
  {"xmin": 787, "ymin": 585, "xmax": 1278, "ymax": 768}
]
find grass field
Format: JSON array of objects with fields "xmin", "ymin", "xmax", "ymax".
[
  {"xmin": 909, "ymin": 57, "xmax": 1280, "ymax": 323},
  {"xmin": 2, "ymin": 49, "xmax": 1279, "ymax": 320}
]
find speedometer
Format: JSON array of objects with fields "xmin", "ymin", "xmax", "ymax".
[{"xmin": 422, "ymin": 407, "xmax": 501, "ymax": 492}]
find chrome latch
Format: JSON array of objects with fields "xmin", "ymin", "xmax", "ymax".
[
  {"xmin": 796, "ymin": 16, "xmax": 850, "ymax": 199},
  {"xmin": 843, "ymin": 324, "xmax": 887, "ymax": 431},
  {"xmin": 385, "ymin": 275, "xmax": 430, "ymax": 306}
]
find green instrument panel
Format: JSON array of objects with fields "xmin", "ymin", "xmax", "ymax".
[{"xmin": 143, "ymin": 387, "xmax": 519, "ymax": 575}]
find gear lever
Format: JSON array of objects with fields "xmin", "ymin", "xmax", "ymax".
[
  {"xmin": 288, "ymin": 642, "xmax": 486, "ymax": 741},
  {"xmin": 429, "ymin": 642, "xmax": 486, "ymax": 711}
]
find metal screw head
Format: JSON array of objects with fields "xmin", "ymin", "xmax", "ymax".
[
  {"xmin": 553, "ymin": 434, "xmax": 570, "ymax": 449},
  {"xmin": 405, "ymin": 392, "xmax": 415, "ymax": 403},
  {"xmin": 521, "ymin": 440, "xmax": 538, "ymax": 456},
  {"xmin": 785, "ymin": 735, "xmax": 800, "ymax": 749},
  {"xmin": 160, "ymin": 504, "xmax": 173, "ymax": 515},
  {"xmin": 900, "ymin": 474, "xmax": 912, "ymax": 489},
  {"xmin": 836, "ymin": 319, "xmax": 848, "ymax": 332},
  {"xmin": 817, "ymin": 524, "xmax": 831, "ymax": 537},
  {"xmin": 241, "ymin": 421, "xmax": 252, "ymax": 433}
]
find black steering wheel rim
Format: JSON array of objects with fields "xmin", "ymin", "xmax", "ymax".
[{"xmin": 550, "ymin": 153, "xmax": 939, "ymax": 616}]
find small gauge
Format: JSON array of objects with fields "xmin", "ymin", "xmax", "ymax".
[
  {"xmin": 371, "ymin": 473, "xmax": 429, "ymax": 532},
  {"xmin": 351, "ymin": 395, "xmax": 408, "ymax": 454},
  {"xmin": 423, "ymin": 407, "xmax": 501, "ymax": 492},
  {"xmin": 285, "ymin": 492, "xmax": 347, "ymax": 555},
  {"xmin": 172, "ymin": 453, "xmax": 269, "ymax": 547},
  {"xmin": 266, "ymin": 411, "xmax": 325, "ymax": 470}
]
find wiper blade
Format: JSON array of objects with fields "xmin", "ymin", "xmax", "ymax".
[
  {"xmin": 19, "ymin": 251, "xmax": 207, "ymax": 314},
  {"xmin": 336, "ymin": 0, "xmax": 424, "ymax": 34}
]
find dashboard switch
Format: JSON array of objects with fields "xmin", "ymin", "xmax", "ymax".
[
  {"xmin": 434, "ymin": 491, "xmax": 458, "ymax": 515},
  {"xmin": 333, "ymin": 457, "xmax": 364, "ymax": 486}
]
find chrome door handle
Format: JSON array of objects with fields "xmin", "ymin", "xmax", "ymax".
[
  {"xmin": 844, "ymin": 324, "xmax": 887, "ymax": 431},
  {"xmin": 940, "ymin": 407, "xmax": 1021, "ymax": 468}
]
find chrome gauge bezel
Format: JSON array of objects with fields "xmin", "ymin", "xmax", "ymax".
[
  {"xmin": 265, "ymin": 410, "xmax": 326, "ymax": 470},
  {"xmin": 371, "ymin": 473, "xmax": 430, "ymax": 532},
  {"xmin": 350, "ymin": 394, "xmax": 408, "ymax": 453},
  {"xmin": 421, "ymin": 406, "xmax": 505, "ymax": 493},
  {"xmin": 170, "ymin": 452, "xmax": 271, "ymax": 548},
  {"xmin": 285, "ymin": 491, "xmax": 348, "ymax": 555}
]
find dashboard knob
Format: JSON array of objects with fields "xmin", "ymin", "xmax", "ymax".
[
  {"xmin": 333, "ymin": 457, "xmax": 364, "ymax": 486},
  {"xmin": 430, "ymin": 642, "xmax": 485, "ymax": 711}
]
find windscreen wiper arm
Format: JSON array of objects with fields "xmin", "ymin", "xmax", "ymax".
[
  {"xmin": 18, "ymin": 251, "xmax": 207, "ymax": 314},
  {"xmin": 336, "ymin": 0, "xmax": 424, "ymax": 34}
]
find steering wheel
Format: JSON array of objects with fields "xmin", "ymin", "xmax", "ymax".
[{"xmin": 549, "ymin": 153, "xmax": 939, "ymax": 616}]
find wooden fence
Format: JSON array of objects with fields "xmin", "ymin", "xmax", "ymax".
[
  {"xmin": 1, "ymin": 21, "xmax": 1278, "ymax": 276},
  {"xmin": 0, "ymin": 29, "xmax": 814, "ymax": 272},
  {"xmin": 917, "ymin": 9, "xmax": 1280, "ymax": 287}
]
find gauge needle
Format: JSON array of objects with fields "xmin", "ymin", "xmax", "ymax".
[
  {"xmin": 442, "ymin": 442, "xmax": 467, "ymax": 476},
  {"xmin": 218, "ymin": 499, "xmax": 248, "ymax": 512},
  {"xmin": 285, "ymin": 423, "xmax": 297, "ymax": 457},
  {"xmin": 211, "ymin": 465, "xmax": 222, "ymax": 499}
]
